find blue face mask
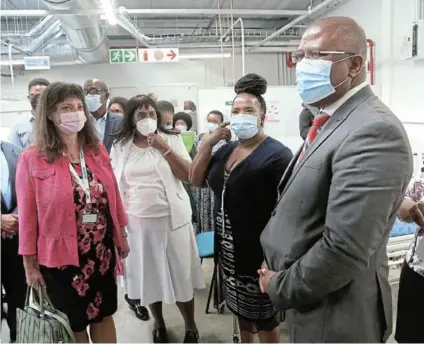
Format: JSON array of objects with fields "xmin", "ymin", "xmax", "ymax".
[
  {"xmin": 164, "ymin": 124, "xmax": 173, "ymax": 130},
  {"xmin": 230, "ymin": 114, "xmax": 259, "ymax": 140},
  {"xmin": 296, "ymin": 57, "xmax": 352, "ymax": 105},
  {"xmin": 85, "ymin": 94, "xmax": 103, "ymax": 113}
]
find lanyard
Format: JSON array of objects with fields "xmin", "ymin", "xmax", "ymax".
[{"xmin": 69, "ymin": 149, "xmax": 91, "ymax": 204}]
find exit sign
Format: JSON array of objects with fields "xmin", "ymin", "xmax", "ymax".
[{"xmin": 109, "ymin": 48, "xmax": 137, "ymax": 64}]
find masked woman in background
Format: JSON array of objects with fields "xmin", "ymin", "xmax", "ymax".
[
  {"xmin": 16, "ymin": 82, "xmax": 130, "ymax": 343},
  {"xmin": 192, "ymin": 110, "xmax": 226, "ymax": 234},
  {"xmin": 110, "ymin": 95, "xmax": 205, "ymax": 343},
  {"xmin": 190, "ymin": 74, "xmax": 293, "ymax": 343}
]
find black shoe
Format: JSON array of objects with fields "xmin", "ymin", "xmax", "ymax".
[
  {"xmin": 153, "ymin": 327, "xmax": 169, "ymax": 343},
  {"xmin": 10, "ymin": 330, "xmax": 16, "ymax": 343},
  {"xmin": 183, "ymin": 330, "xmax": 199, "ymax": 343},
  {"xmin": 125, "ymin": 295, "xmax": 150, "ymax": 321}
]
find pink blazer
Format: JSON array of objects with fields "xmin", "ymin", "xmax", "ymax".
[{"xmin": 16, "ymin": 144, "xmax": 128, "ymax": 268}]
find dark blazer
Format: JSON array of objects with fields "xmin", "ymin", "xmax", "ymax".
[
  {"xmin": 103, "ymin": 112, "xmax": 123, "ymax": 153},
  {"xmin": 1, "ymin": 141, "xmax": 21, "ymax": 214},
  {"xmin": 299, "ymin": 108, "xmax": 314, "ymax": 140},
  {"xmin": 261, "ymin": 86, "xmax": 413, "ymax": 343}
]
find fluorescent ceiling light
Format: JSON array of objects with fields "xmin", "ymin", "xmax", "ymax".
[
  {"xmin": 100, "ymin": 0, "xmax": 117, "ymax": 25},
  {"xmin": 0, "ymin": 60, "xmax": 24, "ymax": 66},
  {"xmin": 180, "ymin": 53, "xmax": 231, "ymax": 59}
]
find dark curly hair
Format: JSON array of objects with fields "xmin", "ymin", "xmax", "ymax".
[
  {"xmin": 233, "ymin": 73, "xmax": 267, "ymax": 114},
  {"xmin": 173, "ymin": 112, "xmax": 193, "ymax": 130},
  {"xmin": 113, "ymin": 94, "xmax": 171, "ymax": 144},
  {"xmin": 108, "ymin": 96, "xmax": 128, "ymax": 113}
]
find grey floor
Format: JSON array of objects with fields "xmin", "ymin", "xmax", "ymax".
[{"xmin": 1, "ymin": 260, "xmax": 401, "ymax": 343}]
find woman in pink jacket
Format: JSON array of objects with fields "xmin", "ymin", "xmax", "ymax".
[{"xmin": 16, "ymin": 82, "xmax": 130, "ymax": 343}]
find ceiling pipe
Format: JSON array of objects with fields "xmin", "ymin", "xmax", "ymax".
[
  {"xmin": 249, "ymin": 0, "xmax": 339, "ymax": 50},
  {"xmin": 41, "ymin": 0, "xmax": 108, "ymax": 63},
  {"xmin": 1, "ymin": 8, "xmax": 309, "ymax": 17},
  {"xmin": 27, "ymin": 16, "xmax": 58, "ymax": 37},
  {"xmin": 115, "ymin": 11, "xmax": 151, "ymax": 47},
  {"xmin": 220, "ymin": 18, "xmax": 245, "ymax": 76},
  {"xmin": 0, "ymin": 40, "xmax": 31, "ymax": 55},
  {"xmin": 27, "ymin": 19, "xmax": 62, "ymax": 53}
]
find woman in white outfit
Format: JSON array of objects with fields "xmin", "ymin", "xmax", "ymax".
[{"xmin": 110, "ymin": 95, "xmax": 205, "ymax": 343}]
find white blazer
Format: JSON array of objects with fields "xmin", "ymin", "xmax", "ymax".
[{"xmin": 110, "ymin": 132, "xmax": 192, "ymax": 230}]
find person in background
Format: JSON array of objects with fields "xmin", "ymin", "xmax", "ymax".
[
  {"xmin": 395, "ymin": 177, "xmax": 424, "ymax": 343},
  {"xmin": 16, "ymin": 82, "xmax": 130, "ymax": 343},
  {"xmin": 173, "ymin": 112, "xmax": 193, "ymax": 133},
  {"xmin": 110, "ymin": 95, "xmax": 205, "ymax": 343},
  {"xmin": 172, "ymin": 111, "xmax": 198, "ymax": 226},
  {"xmin": 108, "ymin": 97, "xmax": 128, "ymax": 116},
  {"xmin": 190, "ymin": 73, "xmax": 293, "ymax": 343},
  {"xmin": 298, "ymin": 105, "xmax": 314, "ymax": 140},
  {"xmin": 192, "ymin": 110, "xmax": 226, "ymax": 235},
  {"xmin": 157, "ymin": 100, "xmax": 175, "ymax": 130},
  {"xmin": 9, "ymin": 78, "xmax": 50, "ymax": 148},
  {"xmin": 83, "ymin": 79, "xmax": 123, "ymax": 153},
  {"xmin": 260, "ymin": 17, "xmax": 412, "ymax": 343},
  {"xmin": 1, "ymin": 140, "xmax": 26, "ymax": 343},
  {"xmin": 148, "ymin": 93, "xmax": 158, "ymax": 103},
  {"xmin": 184, "ymin": 100, "xmax": 197, "ymax": 132}
]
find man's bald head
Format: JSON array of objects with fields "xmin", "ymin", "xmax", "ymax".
[
  {"xmin": 84, "ymin": 79, "xmax": 108, "ymax": 92},
  {"xmin": 307, "ymin": 17, "xmax": 367, "ymax": 59}
]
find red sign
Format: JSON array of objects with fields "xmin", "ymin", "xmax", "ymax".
[{"xmin": 138, "ymin": 48, "xmax": 180, "ymax": 63}]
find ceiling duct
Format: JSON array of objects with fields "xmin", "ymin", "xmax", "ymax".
[
  {"xmin": 116, "ymin": 9, "xmax": 151, "ymax": 47},
  {"xmin": 41, "ymin": 0, "xmax": 108, "ymax": 63},
  {"xmin": 27, "ymin": 19, "xmax": 62, "ymax": 54}
]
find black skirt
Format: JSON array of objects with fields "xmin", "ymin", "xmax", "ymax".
[
  {"xmin": 40, "ymin": 233, "xmax": 117, "ymax": 333},
  {"xmin": 395, "ymin": 262, "xmax": 424, "ymax": 343}
]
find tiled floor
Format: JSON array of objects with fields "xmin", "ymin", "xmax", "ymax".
[{"xmin": 1, "ymin": 260, "xmax": 401, "ymax": 343}]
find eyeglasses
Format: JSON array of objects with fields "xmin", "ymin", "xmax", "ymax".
[
  {"xmin": 292, "ymin": 50, "xmax": 356, "ymax": 62},
  {"xmin": 83, "ymin": 88, "xmax": 107, "ymax": 96}
]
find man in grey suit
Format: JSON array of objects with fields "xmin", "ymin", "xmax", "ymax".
[
  {"xmin": 84, "ymin": 79, "xmax": 123, "ymax": 153},
  {"xmin": 1, "ymin": 141, "xmax": 26, "ymax": 342},
  {"xmin": 259, "ymin": 17, "xmax": 413, "ymax": 342}
]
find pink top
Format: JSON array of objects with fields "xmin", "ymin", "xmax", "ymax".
[{"xmin": 16, "ymin": 144, "xmax": 128, "ymax": 268}]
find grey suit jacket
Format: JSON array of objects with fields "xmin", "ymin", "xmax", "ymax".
[
  {"xmin": 1, "ymin": 141, "xmax": 21, "ymax": 214},
  {"xmin": 260, "ymin": 86, "xmax": 413, "ymax": 343},
  {"xmin": 103, "ymin": 112, "xmax": 123, "ymax": 153}
]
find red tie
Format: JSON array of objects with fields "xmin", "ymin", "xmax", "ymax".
[{"xmin": 297, "ymin": 113, "xmax": 330, "ymax": 164}]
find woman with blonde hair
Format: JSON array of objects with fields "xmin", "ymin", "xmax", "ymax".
[{"xmin": 16, "ymin": 82, "xmax": 130, "ymax": 343}]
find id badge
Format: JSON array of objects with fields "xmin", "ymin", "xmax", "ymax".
[{"xmin": 82, "ymin": 212, "xmax": 98, "ymax": 224}]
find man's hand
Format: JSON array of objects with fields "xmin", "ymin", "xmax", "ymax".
[
  {"xmin": 258, "ymin": 267, "xmax": 277, "ymax": 294},
  {"xmin": 1, "ymin": 214, "xmax": 18, "ymax": 235},
  {"xmin": 410, "ymin": 202, "xmax": 424, "ymax": 227}
]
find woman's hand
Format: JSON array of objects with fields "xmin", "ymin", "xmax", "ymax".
[
  {"xmin": 25, "ymin": 267, "xmax": 46, "ymax": 288},
  {"xmin": 119, "ymin": 237, "xmax": 130, "ymax": 259},
  {"xmin": 410, "ymin": 202, "xmax": 424, "ymax": 227},
  {"xmin": 205, "ymin": 122, "xmax": 231, "ymax": 147},
  {"xmin": 148, "ymin": 133, "xmax": 171, "ymax": 154}
]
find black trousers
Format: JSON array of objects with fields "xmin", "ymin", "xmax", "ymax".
[
  {"xmin": 1, "ymin": 235, "xmax": 27, "ymax": 336},
  {"xmin": 395, "ymin": 262, "xmax": 424, "ymax": 343}
]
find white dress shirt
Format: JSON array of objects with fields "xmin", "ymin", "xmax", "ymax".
[
  {"xmin": 93, "ymin": 112, "xmax": 107, "ymax": 142},
  {"xmin": 323, "ymin": 82, "xmax": 369, "ymax": 116}
]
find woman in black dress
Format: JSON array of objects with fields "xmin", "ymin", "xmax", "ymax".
[{"xmin": 190, "ymin": 73, "xmax": 293, "ymax": 343}]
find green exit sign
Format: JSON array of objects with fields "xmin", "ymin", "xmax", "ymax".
[{"xmin": 109, "ymin": 49, "xmax": 137, "ymax": 64}]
